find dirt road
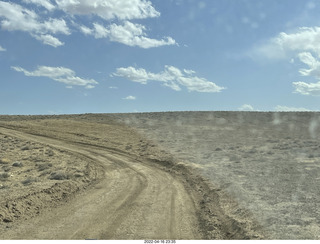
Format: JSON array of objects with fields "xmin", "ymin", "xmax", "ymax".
[
  {"xmin": 0, "ymin": 126, "xmax": 200, "ymax": 239},
  {"xmin": 0, "ymin": 116, "xmax": 265, "ymax": 239}
]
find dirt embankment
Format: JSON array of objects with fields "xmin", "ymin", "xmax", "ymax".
[{"xmin": 0, "ymin": 114, "xmax": 264, "ymax": 239}]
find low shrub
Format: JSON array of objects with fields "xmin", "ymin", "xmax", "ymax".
[
  {"xmin": 49, "ymin": 171, "xmax": 69, "ymax": 180},
  {"xmin": 21, "ymin": 145, "xmax": 31, "ymax": 151},
  {"xmin": 21, "ymin": 177, "xmax": 37, "ymax": 185},
  {"xmin": 2, "ymin": 166, "xmax": 11, "ymax": 172},
  {"xmin": 74, "ymin": 172, "xmax": 84, "ymax": 178},
  {"xmin": 0, "ymin": 184, "xmax": 9, "ymax": 189},
  {"xmin": 45, "ymin": 149, "xmax": 54, "ymax": 157},
  {"xmin": 0, "ymin": 172, "xmax": 10, "ymax": 181},
  {"xmin": 37, "ymin": 162, "xmax": 53, "ymax": 171}
]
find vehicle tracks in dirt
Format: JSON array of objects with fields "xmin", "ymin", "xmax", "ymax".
[
  {"xmin": 0, "ymin": 120, "xmax": 265, "ymax": 240},
  {"xmin": 0, "ymin": 127, "xmax": 200, "ymax": 239}
]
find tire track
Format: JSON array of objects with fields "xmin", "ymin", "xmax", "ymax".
[
  {"xmin": 0, "ymin": 119, "xmax": 265, "ymax": 240},
  {"xmin": 0, "ymin": 126, "xmax": 200, "ymax": 239}
]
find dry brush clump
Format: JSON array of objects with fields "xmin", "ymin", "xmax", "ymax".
[
  {"xmin": 1, "ymin": 166, "xmax": 11, "ymax": 172},
  {"xmin": 0, "ymin": 160, "xmax": 11, "ymax": 179},
  {"xmin": 21, "ymin": 177, "xmax": 38, "ymax": 186},
  {"xmin": 49, "ymin": 171, "xmax": 70, "ymax": 181},
  {"xmin": 36, "ymin": 162, "xmax": 53, "ymax": 172},
  {"xmin": 0, "ymin": 172, "xmax": 10, "ymax": 181},
  {"xmin": 0, "ymin": 158, "xmax": 10, "ymax": 165},
  {"xmin": 21, "ymin": 145, "xmax": 31, "ymax": 151},
  {"xmin": 45, "ymin": 149, "xmax": 54, "ymax": 157}
]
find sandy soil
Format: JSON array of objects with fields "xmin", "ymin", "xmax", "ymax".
[
  {"xmin": 110, "ymin": 111, "xmax": 320, "ymax": 240},
  {"xmin": 0, "ymin": 114, "xmax": 263, "ymax": 240}
]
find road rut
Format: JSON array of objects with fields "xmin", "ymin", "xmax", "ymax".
[{"xmin": 0, "ymin": 127, "xmax": 200, "ymax": 239}]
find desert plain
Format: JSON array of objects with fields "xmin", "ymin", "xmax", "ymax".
[{"xmin": 0, "ymin": 111, "xmax": 319, "ymax": 239}]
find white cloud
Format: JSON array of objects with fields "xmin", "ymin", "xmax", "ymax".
[
  {"xmin": 90, "ymin": 23, "xmax": 109, "ymax": 38},
  {"xmin": 123, "ymin": 95, "xmax": 136, "ymax": 100},
  {"xmin": 84, "ymin": 84, "xmax": 95, "ymax": 89},
  {"xmin": 292, "ymin": 81, "xmax": 320, "ymax": 96},
  {"xmin": 113, "ymin": 66, "xmax": 151, "ymax": 84},
  {"xmin": 183, "ymin": 69, "xmax": 196, "ymax": 75},
  {"xmin": 22, "ymin": 0, "xmax": 56, "ymax": 11},
  {"xmin": 254, "ymin": 27, "xmax": 320, "ymax": 96},
  {"xmin": 12, "ymin": 65, "xmax": 73, "ymax": 77},
  {"xmin": 253, "ymin": 27, "xmax": 320, "ymax": 59},
  {"xmin": 297, "ymin": 52, "xmax": 320, "ymax": 78},
  {"xmin": 0, "ymin": 1, "xmax": 70, "ymax": 46},
  {"xmin": 289, "ymin": 52, "xmax": 320, "ymax": 96},
  {"xmin": 11, "ymin": 65, "xmax": 98, "ymax": 88},
  {"xmin": 79, "ymin": 21, "xmax": 176, "ymax": 48},
  {"xmin": 275, "ymin": 105, "xmax": 311, "ymax": 111},
  {"xmin": 113, "ymin": 65, "xmax": 225, "ymax": 93},
  {"xmin": 41, "ymin": 18, "xmax": 70, "ymax": 35},
  {"xmin": 0, "ymin": 1, "xmax": 175, "ymax": 49},
  {"xmin": 79, "ymin": 25, "xmax": 93, "ymax": 35},
  {"xmin": 63, "ymin": 0, "xmax": 176, "ymax": 48},
  {"xmin": 0, "ymin": 45, "xmax": 5, "ymax": 51},
  {"xmin": 55, "ymin": 0, "xmax": 160, "ymax": 20},
  {"xmin": 33, "ymin": 34, "xmax": 64, "ymax": 47},
  {"xmin": 238, "ymin": 104, "xmax": 254, "ymax": 111},
  {"xmin": 109, "ymin": 21, "xmax": 176, "ymax": 48}
]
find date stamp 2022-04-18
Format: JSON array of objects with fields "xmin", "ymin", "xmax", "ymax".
[{"xmin": 144, "ymin": 240, "xmax": 176, "ymax": 244}]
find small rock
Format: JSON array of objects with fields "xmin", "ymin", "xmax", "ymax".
[{"xmin": 12, "ymin": 162, "xmax": 23, "ymax": 167}]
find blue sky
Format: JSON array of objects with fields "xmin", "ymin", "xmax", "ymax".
[{"xmin": 1, "ymin": 0, "xmax": 320, "ymax": 114}]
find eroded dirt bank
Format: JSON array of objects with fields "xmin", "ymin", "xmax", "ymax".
[{"xmin": 0, "ymin": 114, "xmax": 264, "ymax": 239}]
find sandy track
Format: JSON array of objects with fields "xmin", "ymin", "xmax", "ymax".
[{"xmin": 0, "ymin": 127, "xmax": 200, "ymax": 239}]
